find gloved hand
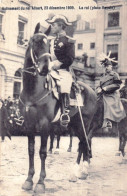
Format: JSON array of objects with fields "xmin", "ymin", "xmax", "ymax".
[{"xmin": 49, "ymin": 60, "xmax": 62, "ymax": 71}]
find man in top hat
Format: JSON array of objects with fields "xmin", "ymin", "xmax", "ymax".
[
  {"xmin": 96, "ymin": 55, "xmax": 126, "ymax": 128},
  {"xmin": 46, "ymin": 15, "xmax": 75, "ymax": 125}
]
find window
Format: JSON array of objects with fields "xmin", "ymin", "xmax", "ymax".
[
  {"xmin": 13, "ymin": 82, "xmax": 21, "ymax": 99},
  {"xmin": 13, "ymin": 69, "xmax": 22, "ymax": 98},
  {"xmin": 90, "ymin": 43, "xmax": 95, "ymax": 49},
  {"xmin": 17, "ymin": 21, "xmax": 25, "ymax": 45},
  {"xmin": 78, "ymin": 43, "xmax": 83, "ymax": 50},
  {"xmin": 17, "ymin": 16, "xmax": 28, "ymax": 45},
  {"xmin": 0, "ymin": 14, "xmax": 3, "ymax": 33},
  {"xmin": 107, "ymin": 44, "xmax": 118, "ymax": 66},
  {"xmin": 85, "ymin": 21, "xmax": 90, "ymax": 30},
  {"xmin": 108, "ymin": 12, "xmax": 119, "ymax": 27},
  {"xmin": 89, "ymin": 57, "xmax": 95, "ymax": 67}
]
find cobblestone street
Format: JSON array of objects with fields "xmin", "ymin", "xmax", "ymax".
[{"xmin": 0, "ymin": 136, "xmax": 127, "ymax": 196}]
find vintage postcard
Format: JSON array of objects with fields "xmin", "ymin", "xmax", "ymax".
[{"xmin": 0, "ymin": 0, "xmax": 127, "ymax": 196}]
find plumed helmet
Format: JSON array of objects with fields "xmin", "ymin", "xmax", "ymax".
[
  {"xmin": 46, "ymin": 15, "xmax": 72, "ymax": 26},
  {"xmin": 101, "ymin": 59, "xmax": 112, "ymax": 67},
  {"xmin": 98, "ymin": 51, "xmax": 118, "ymax": 67}
]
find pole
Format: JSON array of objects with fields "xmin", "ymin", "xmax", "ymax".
[
  {"xmin": 76, "ymin": 93, "xmax": 90, "ymax": 151},
  {"xmin": 70, "ymin": 66, "xmax": 90, "ymax": 151}
]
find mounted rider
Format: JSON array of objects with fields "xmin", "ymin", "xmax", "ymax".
[
  {"xmin": 96, "ymin": 52, "xmax": 126, "ymax": 128},
  {"xmin": 46, "ymin": 15, "xmax": 75, "ymax": 125}
]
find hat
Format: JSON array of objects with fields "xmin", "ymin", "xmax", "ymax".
[
  {"xmin": 98, "ymin": 51, "xmax": 118, "ymax": 67},
  {"xmin": 46, "ymin": 15, "xmax": 72, "ymax": 26},
  {"xmin": 100, "ymin": 59, "xmax": 112, "ymax": 67}
]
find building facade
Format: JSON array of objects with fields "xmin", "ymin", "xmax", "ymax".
[
  {"xmin": 0, "ymin": 0, "xmax": 32, "ymax": 99},
  {"xmin": 0, "ymin": 0, "xmax": 127, "ymax": 99},
  {"xmin": 73, "ymin": 0, "xmax": 127, "ymax": 89}
]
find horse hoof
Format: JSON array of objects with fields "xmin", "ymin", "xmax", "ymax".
[
  {"xmin": 34, "ymin": 183, "xmax": 45, "ymax": 194},
  {"xmin": 48, "ymin": 150, "xmax": 52, "ymax": 154},
  {"xmin": 22, "ymin": 180, "xmax": 33, "ymax": 190},
  {"xmin": 78, "ymin": 171, "xmax": 88, "ymax": 180},
  {"xmin": 69, "ymin": 174, "xmax": 77, "ymax": 182},
  {"xmin": 67, "ymin": 148, "xmax": 71, "ymax": 152},
  {"xmin": 115, "ymin": 152, "xmax": 121, "ymax": 156},
  {"xmin": 122, "ymin": 152, "xmax": 126, "ymax": 157},
  {"xmin": 54, "ymin": 150, "xmax": 59, "ymax": 154}
]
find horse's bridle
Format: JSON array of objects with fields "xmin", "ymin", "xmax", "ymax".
[{"xmin": 22, "ymin": 33, "xmax": 51, "ymax": 76}]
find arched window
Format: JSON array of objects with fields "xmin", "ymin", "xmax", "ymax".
[{"xmin": 13, "ymin": 69, "xmax": 22, "ymax": 99}]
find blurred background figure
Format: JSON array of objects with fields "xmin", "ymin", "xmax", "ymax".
[
  {"xmin": 120, "ymin": 79, "xmax": 127, "ymax": 99},
  {"xmin": 0, "ymin": 99, "xmax": 11, "ymax": 142}
]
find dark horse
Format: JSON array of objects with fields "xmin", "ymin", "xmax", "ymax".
[
  {"xmin": 118, "ymin": 98, "xmax": 127, "ymax": 156},
  {"xmin": 19, "ymin": 23, "xmax": 97, "ymax": 194},
  {"xmin": 88, "ymin": 93, "xmax": 127, "ymax": 157}
]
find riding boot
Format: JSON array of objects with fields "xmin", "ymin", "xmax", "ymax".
[{"xmin": 60, "ymin": 93, "xmax": 70, "ymax": 127}]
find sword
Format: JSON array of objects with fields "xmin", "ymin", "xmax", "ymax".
[{"xmin": 70, "ymin": 66, "xmax": 90, "ymax": 151}]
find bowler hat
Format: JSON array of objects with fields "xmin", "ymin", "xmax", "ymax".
[{"xmin": 46, "ymin": 15, "xmax": 72, "ymax": 26}]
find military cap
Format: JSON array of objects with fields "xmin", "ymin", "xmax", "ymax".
[{"xmin": 46, "ymin": 15, "xmax": 72, "ymax": 26}]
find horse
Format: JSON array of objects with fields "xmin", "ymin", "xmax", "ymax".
[
  {"xmin": 19, "ymin": 23, "xmax": 97, "ymax": 194},
  {"xmin": 48, "ymin": 123, "xmax": 75, "ymax": 153},
  {"xmin": 87, "ymin": 92, "xmax": 127, "ymax": 158},
  {"xmin": 117, "ymin": 98, "xmax": 127, "ymax": 156}
]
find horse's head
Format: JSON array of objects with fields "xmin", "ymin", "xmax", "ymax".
[{"xmin": 25, "ymin": 23, "xmax": 51, "ymax": 76}]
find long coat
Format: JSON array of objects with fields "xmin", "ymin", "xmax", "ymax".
[
  {"xmin": 0, "ymin": 105, "xmax": 8, "ymax": 140},
  {"xmin": 100, "ymin": 71, "xmax": 126, "ymax": 122}
]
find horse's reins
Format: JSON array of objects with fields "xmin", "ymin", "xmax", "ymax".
[
  {"xmin": 22, "ymin": 33, "xmax": 51, "ymax": 76},
  {"xmin": 20, "ymin": 33, "xmax": 52, "ymax": 111},
  {"xmin": 19, "ymin": 89, "xmax": 52, "ymax": 112}
]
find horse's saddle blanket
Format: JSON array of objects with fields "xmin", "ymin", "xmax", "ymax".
[{"xmin": 45, "ymin": 72, "xmax": 84, "ymax": 107}]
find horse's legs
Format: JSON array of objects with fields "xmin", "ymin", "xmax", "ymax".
[
  {"xmin": 22, "ymin": 135, "xmax": 35, "ymax": 190},
  {"xmin": 34, "ymin": 134, "xmax": 48, "ymax": 193},
  {"xmin": 67, "ymin": 133, "xmax": 73, "ymax": 152},
  {"xmin": 49, "ymin": 130, "xmax": 55, "ymax": 153},
  {"xmin": 76, "ymin": 141, "xmax": 83, "ymax": 164},
  {"xmin": 119, "ymin": 135, "xmax": 126, "ymax": 157},
  {"xmin": 56, "ymin": 133, "xmax": 60, "ymax": 149}
]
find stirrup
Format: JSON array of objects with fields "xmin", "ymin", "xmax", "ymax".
[
  {"xmin": 107, "ymin": 121, "xmax": 112, "ymax": 129},
  {"xmin": 60, "ymin": 113, "xmax": 70, "ymax": 127}
]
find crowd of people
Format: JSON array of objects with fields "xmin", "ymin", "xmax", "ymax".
[{"xmin": 0, "ymin": 96, "xmax": 23, "ymax": 142}]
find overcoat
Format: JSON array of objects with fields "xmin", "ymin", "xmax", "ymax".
[
  {"xmin": 0, "ymin": 104, "xmax": 8, "ymax": 140},
  {"xmin": 100, "ymin": 71, "xmax": 126, "ymax": 122}
]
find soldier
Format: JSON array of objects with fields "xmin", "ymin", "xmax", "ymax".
[
  {"xmin": 96, "ymin": 56, "xmax": 126, "ymax": 128},
  {"xmin": 0, "ymin": 99, "xmax": 11, "ymax": 141},
  {"xmin": 46, "ymin": 15, "xmax": 75, "ymax": 125},
  {"xmin": 120, "ymin": 79, "xmax": 127, "ymax": 99}
]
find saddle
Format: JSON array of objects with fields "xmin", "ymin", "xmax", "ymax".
[
  {"xmin": 45, "ymin": 73, "xmax": 84, "ymax": 126},
  {"xmin": 45, "ymin": 72, "xmax": 84, "ymax": 107}
]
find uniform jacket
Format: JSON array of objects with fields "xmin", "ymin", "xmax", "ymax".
[
  {"xmin": 100, "ymin": 71, "xmax": 122, "ymax": 94},
  {"xmin": 49, "ymin": 33, "xmax": 75, "ymax": 70}
]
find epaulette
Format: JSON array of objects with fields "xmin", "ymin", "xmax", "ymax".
[{"xmin": 66, "ymin": 35, "xmax": 76, "ymax": 43}]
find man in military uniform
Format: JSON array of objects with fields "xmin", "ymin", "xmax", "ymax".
[
  {"xmin": 46, "ymin": 15, "xmax": 75, "ymax": 125},
  {"xmin": 96, "ymin": 57, "xmax": 126, "ymax": 128}
]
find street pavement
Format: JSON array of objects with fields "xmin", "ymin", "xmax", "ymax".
[{"xmin": 0, "ymin": 136, "xmax": 127, "ymax": 196}]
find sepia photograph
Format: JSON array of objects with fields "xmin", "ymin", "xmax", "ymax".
[{"xmin": 0, "ymin": 0, "xmax": 127, "ymax": 195}]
